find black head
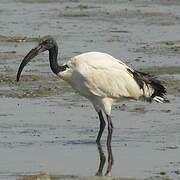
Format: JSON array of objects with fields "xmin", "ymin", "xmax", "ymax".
[
  {"xmin": 16, "ymin": 35, "xmax": 57, "ymax": 81},
  {"xmin": 38, "ymin": 35, "xmax": 57, "ymax": 52}
]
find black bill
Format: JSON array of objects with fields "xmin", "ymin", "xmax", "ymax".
[{"xmin": 16, "ymin": 45, "xmax": 43, "ymax": 82}]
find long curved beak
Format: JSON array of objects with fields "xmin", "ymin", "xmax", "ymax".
[{"xmin": 16, "ymin": 45, "xmax": 43, "ymax": 82}]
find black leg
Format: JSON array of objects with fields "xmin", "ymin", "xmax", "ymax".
[
  {"xmin": 95, "ymin": 143, "xmax": 106, "ymax": 176},
  {"xmin": 95, "ymin": 142, "xmax": 114, "ymax": 176},
  {"xmin": 106, "ymin": 115, "xmax": 113, "ymax": 147},
  {"xmin": 105, "ymin": 144, "xmax": 114, "ymax": 176},
  {"xmin": 96, "ymin": 111, "xmax": 106, "ymax": 144}
]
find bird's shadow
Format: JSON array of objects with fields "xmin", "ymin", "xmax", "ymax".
[{"xmin": 95, "ymin": 143, "xmax": 114, "ymax": 176}]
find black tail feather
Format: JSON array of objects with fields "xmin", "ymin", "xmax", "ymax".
[{"xmin": 127, "ymin": 69, "xmax": 169, "ymax": 103}]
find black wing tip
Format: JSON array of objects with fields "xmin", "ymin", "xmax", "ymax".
[{"xmin": 128, "ymin": 69, "xmax": 169, "ymax": 103}]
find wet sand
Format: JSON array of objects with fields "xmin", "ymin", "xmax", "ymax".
[{"xmin": 0, "ymin": 0, "xmax": 180, "ymax": 180}]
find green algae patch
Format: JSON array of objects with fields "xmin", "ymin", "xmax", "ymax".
[
  {"xmin": 64, "ymin": 4, "xmax": 100, "ymax": 10},
  {"xmin": 0, "ymin": 35, "xmax": 40, "ymax": 43},
  {"xmin": 163, "ymin": 78, "xmax": 180, "ymax": 94},
  {"xmin": 50, "ymin": 174, "xmax": 78, "ymax": 179},
  {"xmin": 0, "ymin": 73, "xmax": 73, "ymax": 98},
  {"xmin": 60, "ymin": 12, "xmax": 89, "ymax": 17},
  {"xmin": 139, "ymin": 66, "xmax": 180, "ymax": 75},
  {"xmin": 17, "ymin": 173, "xmax": 157, "ymax": 180},
  {"xmin": 135, "ymin": 43, "xmax": 180, "ymax": 55},
  {"xmin": 50, "ymin": 175, "xmax": 170, "ymax": 180},
  {"xmin": 16, "ymin": 173, "xmax": 51, "ymax": 180},
  {"xmin": 0, "ymin": 66, "xmax": 180, "ymax": 99},
  {"xmin": 17, "ymin": 0, "xmax": 79, "ymax": 3},
  {"xmin": 0, "ymin": 74, "xmax": 44, "ymax": 86}
]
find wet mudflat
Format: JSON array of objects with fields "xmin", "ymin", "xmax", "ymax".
[{"xmin": 0, "ymin": 0, "xmax": 180, "ymax": 180}]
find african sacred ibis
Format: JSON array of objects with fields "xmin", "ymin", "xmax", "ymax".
[{"xmin": 17, "ymin": 35, "xmax": 169, "ymax": 146}]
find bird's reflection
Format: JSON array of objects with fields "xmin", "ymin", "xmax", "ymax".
[{"xmin": 95, "ymin": 143, "xmax": 114, "ymax": 176}]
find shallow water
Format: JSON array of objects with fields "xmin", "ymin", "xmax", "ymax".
[{"xmin": 0, "ymin": 0, "xmax": 180, "ymax": 180}]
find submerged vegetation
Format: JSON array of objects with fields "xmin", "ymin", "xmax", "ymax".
[
  {"xmin": 0, "ymin": 65, "xmax": 179, "ymax": 99},
  {"xmin": 0, "ymin": 35, "xmax": 40, "ymax": 43}
]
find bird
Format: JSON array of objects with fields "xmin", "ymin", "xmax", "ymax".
[{"xmin": 16, "ymin": 35, "xmax": 169, "ymax": 146}]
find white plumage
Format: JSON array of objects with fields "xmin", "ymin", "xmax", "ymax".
[
  {"xmin": 59, "ymin": 52, "xmax": 166, "ymax": 114},
  {"xmin": 60, "ymin": 52, "xmax": 142, "ymax": 114},
  {"xmin": 17, "ymin": 36, "xmax": 168, "ymax": 146}
]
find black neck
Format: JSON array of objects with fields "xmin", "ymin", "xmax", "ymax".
[{"xmin": 49, "ymin": 45, "xmax": 67, "ymax": 74}]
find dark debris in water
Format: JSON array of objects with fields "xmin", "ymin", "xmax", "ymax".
[
  {"xmin": 114, "ymin": 104, "xmax": 128, "ymax": 111},
  {"xmin": 113, "ymin": 104, "xmax": 148, "ymax": 113}
]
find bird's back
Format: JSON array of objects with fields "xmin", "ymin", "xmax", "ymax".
[{"xmin": 70, "ymin": 52, "xmax": 128, "ymax": 71}]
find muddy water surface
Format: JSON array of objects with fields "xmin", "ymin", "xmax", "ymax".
[{"xmin": 0, "ymin": 0, "xmax": 180, "ymax": 180}]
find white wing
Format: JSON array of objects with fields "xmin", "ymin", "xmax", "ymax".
[{"xmin": 65, "ymin": 52, "xmax": 141, "ymax": 101}]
